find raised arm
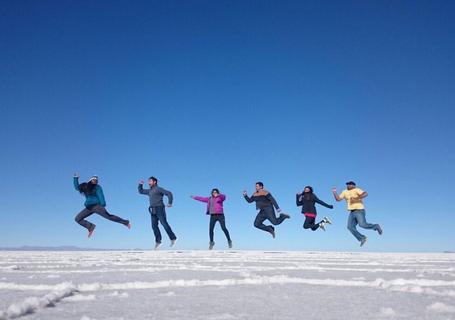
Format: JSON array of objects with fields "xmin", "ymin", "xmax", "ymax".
[
  {"xmin": 296, "ymin": 193, "xmax": 303, "ymax": 206},
  {"xmin": 73, "ymin": 176, "xmax": 80, "ymax": 191},
  {"xmin": 243, "ymin": 192, "xmax": 254, "ymax": 203},
  {"xmin": 314, "ymin": 195, "xmax": 334, "ymax": 209},
  {"xmin": 219, "ymin": 194, "xmax": 226, "ymax": 201},
  {"xmin": 332, "ymin": 188, "xmax": 343, "ymax": 202},
  {"xmin": 138, "ymin": 182, "xmax": 149, "ymax": 195}
]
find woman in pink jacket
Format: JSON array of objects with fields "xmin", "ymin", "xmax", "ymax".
[{"xmin": 191, "ymin": 188, "xmax": 232, "ymax": 250}]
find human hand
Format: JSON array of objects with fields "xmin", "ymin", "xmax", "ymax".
[
  {"xmin": 74, "ymin": 172, "xmax": 79, "ymax": 178},
  {"xmin": 167, "ymin": 204, "xmax": 173, "ymax": 208},
  {"xmin": 242, "ymin": 190, "xmax": 247, "ymax": 196},
  {"xmin": 138, "ymin": 180, "xmax": 144, "ymax": 185},
  {"xmin": 331, "ymin": 187, "xmax": 337, "ymax": 193}
]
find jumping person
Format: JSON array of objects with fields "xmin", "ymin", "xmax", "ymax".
[
  {"xmin": 191, "ymin": 188, "xmax": 233, "ymax": 250},
  {"xmin": 332, "ymin": 181, "xmax": 383, "ymax": 247},
  {"xmin": 138, "ymin": 176, "xmax": 177, "ymax": 250},
  {"xmin": 297, "ymin": 186, "xmax": 333, "ymax": 231},
  {"xmin": 243, "ymin": 182, "xmax": 290, "ymax": 238},
  {"xmin": 73, "ymin": 173, "xmax": 130, "ymax": 237}
]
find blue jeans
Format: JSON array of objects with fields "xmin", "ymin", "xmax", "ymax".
[
  {"xmin": 347, "ymin": 209, "xmax": 379, "ymax": 241},
  {"xmin": 149, "ymin": 206, "xmax": 177, "ymax": 243}
]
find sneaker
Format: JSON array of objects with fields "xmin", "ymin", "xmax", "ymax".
[
  {"xmin": 209, "ymin": 241, "xmax": 215, "ymax": 250},
  {"xmin": 154, "ymin": 242, "xmax": 161, "ymax": 250},
  {"xmin": 228, "ymin": 240, "xmax": 233, "ymax": 249},
  {"xmin": 170, "ymin": 238, "xmax": 177, "ymax": 247},
  {"xmin": 319, "ymin": 221, "xmax": 326, "ymax": 231},
  {"xmin": 376, "ymin": 225, "xmax": 383, "ymax": 235},
  {"xmin": 323, "ymin": 217, "xmax": 332, "ymax": 225},
  {"xmin": 360, "ymin": 237, "xmax": 367, "ymax": 247},
  {"xmin": 88, "ymin": 225, "xmax": 96, "ymax": 238}
]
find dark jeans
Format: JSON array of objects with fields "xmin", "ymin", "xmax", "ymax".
[
  {"xmin": 75, "ymin": 205, "xmax": 129, "ymax": 231},
  {"xmin": 149, "ymin": 206, "xmax": 177, "ymax": 243},
  {"xmin": 253, "ymin": 206, "xmax": 286, "ymax": 234},
  {"xmin": 303, "ymin": 216, "xmax": 322, "ymax": 231},
  {"xmin": 209, "ymin": 214, "xmax": 231, "ymax": 242}
]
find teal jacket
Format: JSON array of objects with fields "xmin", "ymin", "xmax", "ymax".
[{"xmin": 73, "ymin": 177, "xmax": 106, "ymax": 207}]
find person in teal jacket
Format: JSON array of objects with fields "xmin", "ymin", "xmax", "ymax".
[{"xmin": 73, "ymin": 173, "xmax": 131, "ymax": 237}]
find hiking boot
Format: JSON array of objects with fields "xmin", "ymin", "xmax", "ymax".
[
  {"xmin": 228, "ymin": 240, "xmax": 233, "ymax": 249},
  {"xmin": 360, "ymin": 237, "xmax": 368, "ymax": 247},
  {"xmin": 376, "ymin": 225, "xmax": 383, "ymax": 235},
  {"xmin": 154, "ymin": 242, "xmax": 161, "ymax": 250},
  {"xmin": 88, "ymin": 225, "xmax": 96, "ymax": 238},
  {"xmin": 170, "ymin": 238, "xmax": 177, "ymax": 247},
  {"xmin": 209, "ymin": 242, "xmax": 215, "ymax": 250}
]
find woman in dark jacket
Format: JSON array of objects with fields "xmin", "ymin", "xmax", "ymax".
[
  {"xmin": 73, "ymin": 173, "xmax": 130, "ymax": 237},
  {"xmin": 296, "ymin": 186, "xmax": 333, "ymax": 231}
]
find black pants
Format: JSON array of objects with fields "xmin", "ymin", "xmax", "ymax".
[
  {"xmin": 75, "ymin": 205, "xmax": 129, "ymax": 231},
  {"xmin": 254, "ymin": 206, "xmax": 286, "ymax": 234},
  {"xmin": 209, "ymin": 214, "xmax": 231, "ymax": 242},
  {"xmin": 303, "ymin": 216, "xmax": 322, "ymax": 231},
  {"xmin": 149, "ymin": 206, "xmax": 177, "ymax": 243}
]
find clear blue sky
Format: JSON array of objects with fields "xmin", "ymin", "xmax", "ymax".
[{"xmin": 1, "ymin": 0, "xmax": 454, "ymax": 252}]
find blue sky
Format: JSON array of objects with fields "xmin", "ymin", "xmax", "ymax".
[{"xmin": 1, "ymin": 0, "xmax": 454, "ymax": 251}]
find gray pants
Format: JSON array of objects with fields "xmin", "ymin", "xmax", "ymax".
[{"xmin": 75, "ymin": 205, "xmax": 129, "ymax": 231}]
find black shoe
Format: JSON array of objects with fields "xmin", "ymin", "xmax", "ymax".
[
  {"xmin": 376, "ymin": 225, "xmax": 383, "ymax": 235},
  {"xmin": 209, "ymin": 241, "xmax": 215, "ymax": 250},
  {"xmin": 228, "ymin": 240, "xmax": 233, "ymax": 249}
]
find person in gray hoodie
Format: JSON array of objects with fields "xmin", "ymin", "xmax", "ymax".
[{"xmin": 138, "ymin": 176, "xmax": 177, "ymax": 249}]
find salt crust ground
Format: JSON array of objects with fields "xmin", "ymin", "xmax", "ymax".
[{"xmin": 1, "ymin": 251, "xmax": 455, "ymax": 319}]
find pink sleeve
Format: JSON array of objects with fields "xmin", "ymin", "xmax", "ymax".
[
  {"xmin": 193, "ymin": 196, "xmax": 209, "ymax": 203},
  {"xmin": 219, "ymin": 194, "xmax": 226, "ymax": 201}
]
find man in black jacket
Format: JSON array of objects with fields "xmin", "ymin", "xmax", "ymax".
[{"xmin": 243, "ymin": 182, "xmax": 290, "ymax": 238}]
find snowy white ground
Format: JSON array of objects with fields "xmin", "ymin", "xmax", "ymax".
[{"xmin": 1, "ymin": 251, "xmax": 455, "ymax": 320}]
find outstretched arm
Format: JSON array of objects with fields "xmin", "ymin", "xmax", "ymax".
[
  {"xmin": 191, "ymin": 196, "xmax": 209, "ymax": 203},
  {"xmin": 314, "ymin": 195, "xmax": 334, "ymax": 209}
]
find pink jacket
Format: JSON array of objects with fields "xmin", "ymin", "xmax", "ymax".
[{"xmin": 193, "ymin": 194, "xmax": 226, "ymax": 214}]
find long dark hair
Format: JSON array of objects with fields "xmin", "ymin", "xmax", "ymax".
[
  {"xmin": 78, "ymin": 182, "xmax": 96, "ymax": 196},
  {"xmin": 303, "ymin": 186, "xmax": 314, "ymax": 200}
]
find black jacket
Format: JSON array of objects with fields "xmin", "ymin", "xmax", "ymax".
[
  {"xmin": 296, "ymin": 193, "xmax": 333, "ymax": 214},
  {"xmin": 244, "ymin": 190, "xmax": 279, "ymax": 210}
]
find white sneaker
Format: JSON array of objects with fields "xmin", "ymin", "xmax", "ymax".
[
  {"xmin": 170, "ymin": 239, "xmax": 177, "ymax": 247},
  {"xmin": 228, "ymin": 240, "xmax": 233, "ymax": 249},
  {"xmin": 209, "ymin": 242, "xmax": 215, "ymax": 250},
  {"xmin": 360, "ymin": 237, "xmax": 367, "ymax": 247},
  {"xmin": 323, "ymin": 217, "xmax": 332, "ymax": 224},
  {"xmin": 319, "ymin": 221, "xmax": 326, "ymax": 231},
  {"xmin": 154, "ymin": 242, "xmax": 161, "ymax": 250}
]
